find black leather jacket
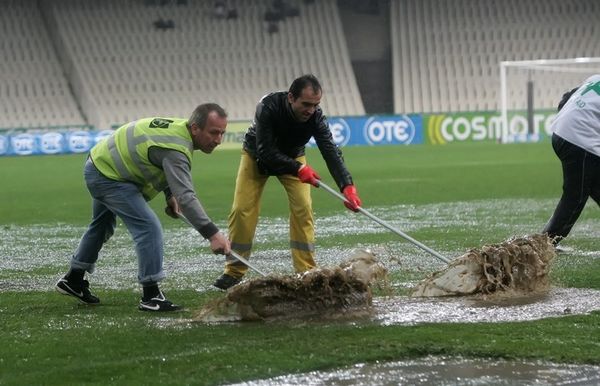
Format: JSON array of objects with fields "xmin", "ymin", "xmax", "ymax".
[{"xmin": 243, "ymin": 91, "xmax": 353, "ymax": 190}]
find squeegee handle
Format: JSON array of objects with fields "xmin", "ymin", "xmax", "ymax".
[
  {"xmin": 316, "ymin": 180, "xmax": 451, "ymax": 264},
  {"xmin": 176, "ymin": 213, "xmax": 267, "ymax": 276}
]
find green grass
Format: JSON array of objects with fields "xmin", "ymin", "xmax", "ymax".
[
  {"xmin": 0, "ymin": 142, "xmax": 561, "ymax": 224},
  {"xmin": 3, "ymin": 290, "xmax": 599, "ymax": 385},
  {"xmin": 1, "ymin": 142, "xmax": 600, "ymax": 385}
]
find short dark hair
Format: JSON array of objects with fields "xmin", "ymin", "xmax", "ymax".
[
  {"xmin": 189, "ymin": 103, "xmax": 227, "ymax": 128},
  {"xmin": 557, "ymin": 87, "xmax": 579, "ymax": 111},
  {"xmin": 289, "ymin": 74, "xmax": 322, "ymax": 99}
]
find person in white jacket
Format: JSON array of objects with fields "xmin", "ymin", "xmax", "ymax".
[{"xmin": 543, "ymin": 74, "xmax": 600, "ymax": 245}]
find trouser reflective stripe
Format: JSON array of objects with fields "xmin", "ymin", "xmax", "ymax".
[
  {"xmin": 290, "ymin": 240, "xmax": 314, "ymax": 252},
  {"xmin": 225, "ymin": 151, "xmax": 267, "ymax": 277},
  {"xmin": 225, "ymin": 242, "xmax": 253, "ymax": 263},
  {"xmin": 225, "ymin": 151, "xmax": 316, "ymax": 278},
  {"xmin": 279, "ymin": 172, "xmax": 316, "ymax": 273}
]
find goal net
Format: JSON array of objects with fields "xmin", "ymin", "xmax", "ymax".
[{"xmin": 499, "ymin": 57, "xmax": 600, "ymax": 143}]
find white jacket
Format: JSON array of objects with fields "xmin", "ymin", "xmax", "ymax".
[{"xmin": 552, "ymin": 74, "xmax": 600, "ymax": 157}]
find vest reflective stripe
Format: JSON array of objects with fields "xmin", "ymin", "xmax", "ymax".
[
  {"xmin": 127, "ymin": 124, "xmax": 164, "ymax": 194},
  {"xmin": 134, "ymin": 135, "xmax": 193, "ymax": 148},
  {"xmin": 107, "ymin": 120, "xmax": 137, "ymax": 182},
  {"xmin": 92, "ymin": 118, "xmax": 193, "ymax": 200}
]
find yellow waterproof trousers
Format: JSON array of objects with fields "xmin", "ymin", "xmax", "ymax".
[{"xmin": 224, "ymin": 151, "xmax": 316, "ymax": 278}]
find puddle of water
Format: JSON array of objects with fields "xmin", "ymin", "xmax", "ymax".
[
  {"xmin": 374, "ymin": 287, "xmax": 600, "ymax": 326},
  {"xmin": 147, "ymin": 287, "xmax": 600, "ymax": 330},
  {"xmin": 227, "ymin": 356, "xmax": 600, "ymax": 385},
  {"xmin": 0, "ymin": 198, "xmax": 598, "ymax": 296},
  {"xmin": 3, "ymin": 201, "xmax": 598, "ymax": 385}
]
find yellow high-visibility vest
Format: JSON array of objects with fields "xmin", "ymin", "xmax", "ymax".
[{"xmin": 91, "ymin": 117, "xmax": 193, "ymax": 200}]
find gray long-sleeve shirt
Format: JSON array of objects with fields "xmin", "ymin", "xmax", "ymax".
[{"xmin": 148, "ymin": 147, "xmax": 218, "ymax": 239}]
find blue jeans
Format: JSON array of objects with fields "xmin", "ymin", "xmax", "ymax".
[{"xmin": 70, "ymin": 159, "xmax": 165, "ymax": 285}]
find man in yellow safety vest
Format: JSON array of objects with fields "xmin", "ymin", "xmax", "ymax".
[{"xmin": 56, "ymin": 103, "xmax": 231, "ymax": 311}]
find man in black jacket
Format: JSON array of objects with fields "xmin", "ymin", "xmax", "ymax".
[{"xmin": 213, "ymin": 74, "xmax": 362, "ymax": 289}]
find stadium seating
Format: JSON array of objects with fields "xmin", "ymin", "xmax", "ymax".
[
  {"xmin": 391, "ymin": 0, "xmax": 600, "ymax": 114},
  {"xmin": 0, "ymin": 0, "xmax": 85, "ymax": 128},
  {"xmin": 45, "ymin": 0, "xmax": 364, "ymax": 129},
  {"xmin": 2, "ymin": 0, "xmax": 600, "ymax": 129}
]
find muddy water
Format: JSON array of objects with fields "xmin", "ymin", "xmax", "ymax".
[
  {"xmin": 187, "ymin": 288, "xmax": 600, "ymax": 385},
  {"xmin": 227, "ymin": 356, "xmax": 600, "ymax": 385},
  {"xmin": 374, "ymin": 287, "xmax": 600, "ymax": 325},
  {"xmin": 3, "ymin": 208, "xmax": 599, "ymax": 385},
  {"xmin": 182, "ymin": 287, "xmax": 600, "ymax": 325},
  {"xmin": 0, "ymin": 198, "xmax": 595, "ymax": 293}
]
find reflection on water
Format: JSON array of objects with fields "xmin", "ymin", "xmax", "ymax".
[
  {"xmin": 374, "ymin": 287, "xmax": 600, "ymax": 326},
  {"xmin": 222, "ymin": 288, "xmax": 600, "ymax": 385},
  {"xmin": 229, "ymin": 356, "xmax": 600, "ymax": 386}
]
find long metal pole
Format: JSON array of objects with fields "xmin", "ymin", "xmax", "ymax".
[
  {"xmin": 500, "ymin": 60, "xmax": 508, "ymax": 144},
  {"xmin": 316, "ymin": 181, "xmax": 451, "ymax": 264},
  {"xmin": 176, "ymin": 213, "xmax": 267, "ymax": 276}
]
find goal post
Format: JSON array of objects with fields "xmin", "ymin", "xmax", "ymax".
[{"xmin": 499, "ymin": 57, "xmax": 600, "ymax": 143}]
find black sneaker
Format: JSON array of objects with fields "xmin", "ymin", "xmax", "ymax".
[
  {"xmin": 138, "ymin": 291, "xmax": 181, "ymax": 312},
  {"xmin": 55, "ymin": 278, "xmax": 100, "ymax": 304},
  {"xmin": 213, "ymin": 273, "xmax": 242, "ymax": 290}
]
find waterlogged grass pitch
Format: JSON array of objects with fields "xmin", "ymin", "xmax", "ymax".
[{"xmin": 1, "ymin": 142, "xmax": 599, "ymax": 385}]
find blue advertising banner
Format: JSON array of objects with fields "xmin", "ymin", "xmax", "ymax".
[
  {"xmin": 0, "ymin": 129, "xmax": 114, "ymax": 157},
  {"xmin": 0, "ymin": 110, "xmax": 556, "ymax": 156},
  {"xmin": 0, "ymin": 114, "xmax": 425, "ymax": 156},
  {"xmin": 308, "ymin": 114, "xmax": 424, "ymax": 147}
]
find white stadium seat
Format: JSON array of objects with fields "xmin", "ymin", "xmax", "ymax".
[
  {"xmin": 2, "ymin": 0, "xmax": 599, "ymax": 128},
  {"xmin": 391, "ymin": 0, "xmax": 600, "ymax": 113},
  {"xmin": 39, "ymin": 0, "xmax": 364, "ymax": 128},
  {"xmin": 0, "ymin": 0, "xmax": 85, "ymax": 128}
]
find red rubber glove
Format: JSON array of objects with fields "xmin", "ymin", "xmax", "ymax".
[
  {"xmin": 342, "ymin": 185, "xmax": 361, "ymax": 212},
  {"xmin": 297, "ymin": 164, "xmax": 321, "ymax": 187}
]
